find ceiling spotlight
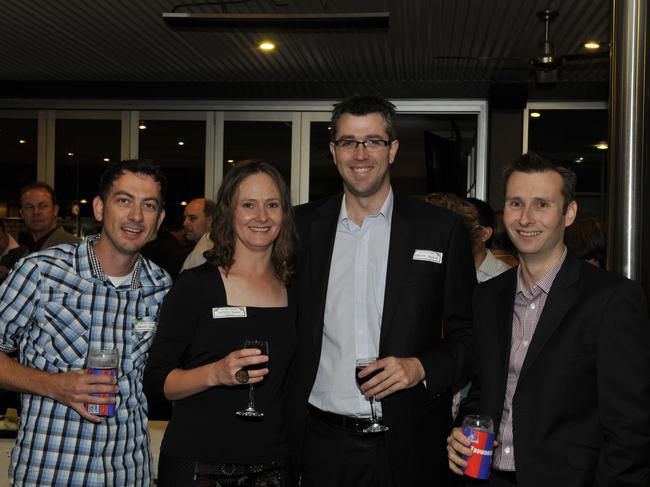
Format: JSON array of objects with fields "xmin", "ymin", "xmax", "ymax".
[
  {"xmin": 584, "ymin": 41, "xmax": 600, "ymax": 50},
  {"xmin": 18, "ymin": 139, "xmax": 26, "ymax": 144},
  {"xmin": 67, "ymin": 152, "xmax": 74, "ymax": 156},
  {"xmin": 103, "ymin": 157, "xmax": 111, "ymax": 162},
  {"xmin": 595, "ymin": 142, "xmax": 608, "ymax": 150},
  {"xmin": 178, "ymin": 141, "xmax": 185, "ymax": 146},
  {"xmin": 575, "ymin": 156, "xmax": 584, "ymax": 163},
  {"xmin": 180, "ymin": 201, "xmax": 188, "ymax": 206},
  {"xmin": 259, "ymin": 41, "xmax": 275, "ymax": 51},
  {"xmin": 530, "ymin": 112, "xmax": 541, "ymax": 118},
  {"xmin": 227, "ymin": 159, "xmax": 235, "ymax": 164},
  {"xmin": 80, "ymin": 199, "xmax": 88, "ymax": 204},
  {"xmin": 138, "ymin": 123, "xmax": 147, "ymax": 130}
]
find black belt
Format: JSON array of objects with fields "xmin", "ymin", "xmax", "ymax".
[
  {"xmin": 307, "ymin": 404, "xmax": 374, "ymax": 433},
  {"xmin": 491, "ymin": 469, "xmax": 518, "ymax": 485}
]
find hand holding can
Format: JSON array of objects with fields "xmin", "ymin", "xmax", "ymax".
[
  {"xmin": 85, "ymin": 348, "xmax": 119, "ymax": 417},
  {"xmin": 461, "ymin": 414, "xmax": 494, "ymax": 479}
]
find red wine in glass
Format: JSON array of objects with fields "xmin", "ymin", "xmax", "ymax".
[
  {"xmin": 355, "ymin": 357, "xmax": 389, "ymax": 433},
  {"xmin": 236, "ymin": 339, "xmax": 269, "ymax": 418}
]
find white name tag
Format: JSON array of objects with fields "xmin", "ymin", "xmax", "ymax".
[
  {"xmin": 212, "ymin": 307, "xmax": 247, "ymax": 319},
  {"xmin": 413, "ymin": 249, "xmax": 443, "ymax": 264},
  {"xmin": 134, "ymin": 320, "xmax": 156, "ymax": 332}
]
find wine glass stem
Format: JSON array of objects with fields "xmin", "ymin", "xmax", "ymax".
[
  {"xmin": 369, "ymin": 396, "xmax": 378, "ymax": 424},
  {"xmin": 247, "ymin": 384, "xmax": 256, "ymax": 410}
]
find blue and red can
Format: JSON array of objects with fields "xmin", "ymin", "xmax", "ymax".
[
  {"xmin": 85, "ymin": 348, "xmax": 119, "ymax": 418},
  {"xmin": 462, "ymin": 414, "xmax": 494, "ymax": 480}
]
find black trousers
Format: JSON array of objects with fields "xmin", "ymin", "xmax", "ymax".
[{"xmin": 300, "ymin": 411, "xmax": 399, "ymax": 487}]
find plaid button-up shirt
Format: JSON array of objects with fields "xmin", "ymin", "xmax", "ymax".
[{"xmin": 0, "ymin": 235, "xmax": 171, "ymax": 486}]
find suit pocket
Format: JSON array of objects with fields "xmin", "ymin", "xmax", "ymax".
[{"xmin": 567, "ymin": 444, "xmax": 598, "ymax": 470}]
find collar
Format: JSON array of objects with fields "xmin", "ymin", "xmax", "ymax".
[
  {"xmin": 516, "ymin": 246, "xmax": 567, "ymax": 297},
  {"xmin": 80, "ymin": 234, "xmax": 143, "ymax": 289},
  {"xmin": 338, "ymin": 188, "xmax": 394, "ymax": 227}
]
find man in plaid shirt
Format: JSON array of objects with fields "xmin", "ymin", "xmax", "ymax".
[{"xmin": 0, "ymin": 159, "xmax": 172, "ymax": 486}]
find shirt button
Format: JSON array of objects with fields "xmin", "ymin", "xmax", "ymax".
[
  {"xmin": 523, "ymin": 340, "xmax": 529, "ymax": 347},
  {"xmin": 505, "ymin": 447, "xmax": 511, "ymax": 454},
  {"xmin": 530, "ymin": 303, "xmax": 536, "ymax": 310}
]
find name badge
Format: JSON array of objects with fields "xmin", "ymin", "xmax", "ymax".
[
  {"xmin": 134, "ymin": 320, "xmax": 156, "ymax": 332},
  {"xmin": 413, "ymin": 249, "xmax": 443, "ymax": 264},
  {"xmin": 212, "ymin": 307, "xmax": 247, "ymax": 319}
]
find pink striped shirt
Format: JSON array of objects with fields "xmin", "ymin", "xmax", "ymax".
[{"xmin": 493, "ymin": 248, "xmax": 567, "ymax": 471}]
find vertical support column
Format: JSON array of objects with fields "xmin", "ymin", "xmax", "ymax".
[{"xmin": 607, "ymin": 0, "xmax": 648, "ymax": 290}]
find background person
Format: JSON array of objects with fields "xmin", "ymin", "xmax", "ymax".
[
  {"xmin": 466, "ymin": 197, "xmax": 512, "ymax": 282},
  {"xmin": 0, "ymin": 160, "xmax": 172, "ymax": 486},
  {"xmin": 180, "ymin": 197, "xmax": 216, "ymax": 271},
  {"xmin": 19, "ymin": 182, "xmax": 80, "ymax": 253},
  {"xmin": 564, "ymin": 217, "xmax": 606, "ymax": 268},
  {"xmin": 0, "ymin": 219, "xmax": 27, "ymax": 283},
  {"xmin": 144, "ymin": 160, "xmax": 298, "ymax": 487}
]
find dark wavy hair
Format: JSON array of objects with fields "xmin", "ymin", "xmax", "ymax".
[
  {"xmin": 98, "ymin": 159, "xmax": 167, "ymax": 207},
  {"xmin": 204, "ymin": 160, "xmax": 298, "ymax": 284},
  {"xmin": 330, "ymin": 95, "xmax": 397, "ymax": 141}
]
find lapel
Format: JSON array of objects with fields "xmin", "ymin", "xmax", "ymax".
[
  {"xmin": 518, "ymin": 253, "xmax": 582, "ymax": 381},
  {"xmin": 308, "ymin": 195, "xmax": 342, "ymax": 345},
  {"xmin": 496, "ymin": 269, "xmax": 517, "ymax": 389},
  {"xmin": 379, "ymin": 195, "xmax": 415, "ymax": 348}
]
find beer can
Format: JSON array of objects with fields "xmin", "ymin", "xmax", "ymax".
[
  {"xmin": 461, "ymin": 414, "xmax": 494, "ymax": 480},
  {"xmin": 86, "ymin": 348, "xmax": 119, "ymax": 417}
]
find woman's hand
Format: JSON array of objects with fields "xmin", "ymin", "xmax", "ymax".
[{"xmin": 208, "ymin": 347, "xmax": 269, "ymax": 387}]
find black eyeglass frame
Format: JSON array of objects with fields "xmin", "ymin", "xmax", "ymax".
[{"xmin": 332, "ymin": 138, "xmax": 393, "ymax": 151}]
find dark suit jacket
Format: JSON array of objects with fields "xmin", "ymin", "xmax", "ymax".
[
  {"xmin": 460, "ymin": 252, "xmax": 650, "ymax": 486},
  {"xmin": 286, "ymin": 193, "xmax": 476, "ymax": 486}
]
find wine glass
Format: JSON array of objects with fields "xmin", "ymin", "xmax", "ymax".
[
  {"xmin": 236, "ymin": 339, "xmax": 269, "ymax": 418},
  {"xmin": 355, "ymin": 357, "xmax": 389, "ymax": 433}
]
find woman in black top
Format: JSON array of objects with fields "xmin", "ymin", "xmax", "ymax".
[{"xmin": 144, "ymin": 160, "xmax": 298, "ymax": 487}]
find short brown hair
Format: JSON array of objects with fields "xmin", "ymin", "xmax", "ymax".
[
  {"xmin": 204, "ymin": 160, "xmax": 297, "ymax": 284},
  {"xmin": 20, "ymin": 182, "xmax": 57, "ymax": 206},
  {"xmin": 503, "ymin": 152, "xmax": 576, "ymax": 213}
]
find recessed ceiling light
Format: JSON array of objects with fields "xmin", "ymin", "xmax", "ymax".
[
  {"xmin": 595, "ymin": 142, "xmax": 608, "ymax": 150},
  {"xmin": 259, "ymin": 41, "xmax": 275, "ymax": 51},
  {"xmin": 103, "ymin": 157, "xmax": 111, "ymax": 162},
  {"xmin": 18, "ymin": 139, "xmax": 26, "ymax": 144},
  {"xmin": 180, "ymin": 201, "xmax": 188, "ymax": 206},
  {"xmin": 530, "ymin": 112, "xmax": 541, "ymax": 118},
  {"xmin": 67, "ymin": 152, "xmax": 74, "ymax": 156},
  {"xmin": 584, "ymin": 41, "xmax": 600, "ymax": 49},
  {"xmin": 80, "ymin": 199, "xmax": 88, "ymax": 204},
  {"xmin": 227, "ymin": 159, "xmax": 235, "ymax": 164},
  {"xmin": 138, "ymin": 123, "xmax": 147, "ymax": 130},
  {"xmin": 178, "ymin": 141, "xmax": 185, "ymax": 146}
]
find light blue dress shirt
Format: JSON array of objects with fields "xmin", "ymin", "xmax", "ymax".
[{"xmin": 308, "ymin": 190, "xmax": 393, "ymax": 417}]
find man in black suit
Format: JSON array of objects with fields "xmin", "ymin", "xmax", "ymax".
[
  {"xmin": 287, "ymin": 95, "xmax": 476, "ymax": 486},
  {"xmin": 447, "ymin": 153, "xmax": 650, "ymax": 486}
]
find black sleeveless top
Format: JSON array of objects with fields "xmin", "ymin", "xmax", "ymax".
[{"xmin": 144, "ymin": 263, "xmax": 297, "ymax": 463}]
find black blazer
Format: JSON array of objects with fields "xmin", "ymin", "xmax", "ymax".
[
  {"xmin": 460, "ymin": 252, "xmax": 650, "ymax": 486},
  {"xmin": 286, "ymin": 193, "xmax": 476, "ymax": 486}
]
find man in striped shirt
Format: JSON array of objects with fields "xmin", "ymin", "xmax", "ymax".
[
  {"xmin": 448, "ymin": 153, "xmax": 650, "ymax": 486},
  {"xmin": 0, "ymin": 159, "xmax": 172, "ymax": 486}
]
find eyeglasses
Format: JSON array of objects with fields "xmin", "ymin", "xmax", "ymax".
[{"xmin": 333, "ymin": 138, "xmax": 392, "ymax": 152}]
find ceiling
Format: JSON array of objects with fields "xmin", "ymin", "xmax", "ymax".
[{"xmin": 0, "ymin": 0, "xmax": 610, "ymax": 101}]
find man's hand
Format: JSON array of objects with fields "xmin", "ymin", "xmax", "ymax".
[
  {"xmin": 447, "ymin": 427, "xmax": 471, "ymax": 475},
  {"xmin": 45, "ymin": 370, "xmax": 118, "ymax": 422},
  {"xmin": 359, "ymin": 356, "xmax": 425, "ymax": 400}
]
